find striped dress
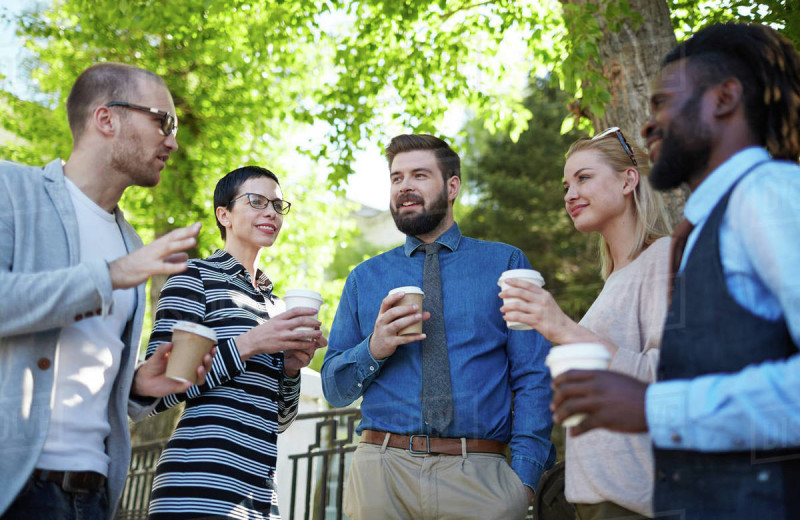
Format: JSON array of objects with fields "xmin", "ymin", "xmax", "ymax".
[{"xmin": 146, "ymin": 250, "xmax": 300, "ymax": 520}]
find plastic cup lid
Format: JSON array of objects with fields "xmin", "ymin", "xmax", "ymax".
[
  {"xmin": 283, "ymin": 289, "xmax": 324, "ymax": 302},
  {"xmin": 388, "ymin": 286, "xmax": 424, "ymax": 296},
  {"xmin": 172, "ymin": 320, "xmax": 217, "ymax": 341},
  {"xmin": 498, "ymin": 269, "xmax": 545, "ymax": 285},
  {"xmin": 545, "ymin": 342, "xmax": 610, "ymax": 363}
]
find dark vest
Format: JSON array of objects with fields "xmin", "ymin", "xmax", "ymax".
[{"xmin": 655, "ymin": 170, "xmax": 799, "ymax": 519}]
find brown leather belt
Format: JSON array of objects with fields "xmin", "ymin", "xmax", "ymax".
[
  {"xmin": 361, "ymin": 429, "xmax": 507, "ymax": 456},
  {"xmin": 33, "ymin": 469, "xmax": 106, "ymax": 493}
]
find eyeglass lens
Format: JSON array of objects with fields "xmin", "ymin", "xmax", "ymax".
[{"xmin": 246, "ymin": 194, "xmax": 290, "ymax": 214}]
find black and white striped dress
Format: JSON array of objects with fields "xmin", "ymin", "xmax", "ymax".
[{"xmin": 146, "ymin": 250, "xmax": 300, "ymax": 520}]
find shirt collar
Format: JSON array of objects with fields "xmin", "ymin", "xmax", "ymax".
[
  {"xmin": 684, "ymin": 146, "xmax": 770, "ymax": 226},
  {"xmin": 208, "ymin": 249, "xmax": 275, "ymax": 296},
  {"xmin": 404, "ymin": 222, "xmax": 462, "ymax": 257}
]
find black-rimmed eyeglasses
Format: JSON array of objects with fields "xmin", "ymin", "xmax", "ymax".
[
  {"xmin": 105, "ymin": 102, "xmax": 178, "ymax": 136},
  {"xmin": 229, "ymin": 193, "xmax": 292, "ymax": 214},
  {"xmin": 592, "ymin": 126, "xmax": 638, "ymax": 167}
]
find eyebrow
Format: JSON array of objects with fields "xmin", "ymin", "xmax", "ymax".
[{"xmin": 390, "ymin": 167, "xmax": 434, "ymax": 176}]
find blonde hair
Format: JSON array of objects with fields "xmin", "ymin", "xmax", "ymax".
[{"xmin": 566, "ymin": 130, "xmax": 672, "ymax": 279}]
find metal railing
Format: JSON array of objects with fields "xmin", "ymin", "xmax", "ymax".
[{"xmin": 115, "ymin": 408, "xmax": 361, "ymax": 520}]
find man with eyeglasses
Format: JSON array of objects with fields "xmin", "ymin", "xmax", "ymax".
[
  {"xmin": 551, "ymin": 23, "xmax": 800, "ymax": 517},
  {"xmin": 0, "ymin": 62, "xmax": 212, "ymax": 520}
]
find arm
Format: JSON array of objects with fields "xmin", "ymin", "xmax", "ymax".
[
  {"xmin": 278, "ymin": 371, "xmax": 301, "ymax": 433},
  {"xmin": 504, "ymin": 252, "xmax": 556, "ymax": 491},
  {"xmin": 278, "ymin": 338, "xmax": 327, "ymax": 431},
  {"xmin": 321, "ymin": 274, "xmax": 428, "ymax": 407},
  {"xmin": 145, "ymin": 264, "xmax": 248, "ymax": 415}
]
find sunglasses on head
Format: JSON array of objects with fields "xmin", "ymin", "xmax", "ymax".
[
  {"xmin": 592, "ymin": 126, "xmax": 638, "ymax": 167},
  {"xmin": 105, "ymin": 101, "xmax": 178, "ymax": 136}
]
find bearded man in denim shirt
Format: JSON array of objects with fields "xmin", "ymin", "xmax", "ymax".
[{"xmin": 322, "ymin": 134, "xmax": 555, "ymax": 520}]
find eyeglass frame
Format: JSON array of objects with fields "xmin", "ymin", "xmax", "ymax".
[
  {"xmin": 591, "ymin": 126, "xmax": 638, "ymax": 167},
  {"xmin": 105, "ymin": 102, "xmax": 178, "ymax": 136},
  {"xmin": 228, "ymin": 192, "xmax": 292, "ymax": 215}
]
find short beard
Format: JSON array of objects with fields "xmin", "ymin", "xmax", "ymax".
[
  {"xmin": 649, "ymin": 92, "xmax": 713, "ymax": 191},
  {"xmin": 391, "ymin": 185, "xmax": 449, "ymax": 237}
]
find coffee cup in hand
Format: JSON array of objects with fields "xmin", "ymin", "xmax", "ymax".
[
  {"xmin": 545, "ymin": 342, "xmax": 611, "ymax": 427},
  {"xmin": 388, "ymin": 286, "xmax": 425, "ymax": 335},
  {"xmin": 166, "ymin": 321, "xmax": 217, "ymax": 384},
  {"xmin": 498, "ymin": 269, "xmax": 545, "ymax": 330},
  {"xmin": 283, "ymin": 289, "xmax": 324, "ymax": 340}
]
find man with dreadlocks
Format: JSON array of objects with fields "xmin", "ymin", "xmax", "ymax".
[{"xmin": 549, "ymin": 23, "xmax": 800, "ymax": 517}]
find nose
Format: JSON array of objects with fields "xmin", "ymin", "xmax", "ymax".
[
  {"xmin": 164, "ymin": 132, "xmax": 178, "ymax": 151},
  {"xmin": 564, "ymin": 184, "xmax": 578, "ymax": 203}
]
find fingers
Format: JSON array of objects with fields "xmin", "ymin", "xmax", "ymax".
[
  {"xmin": 164, "ymin": 252, "xmax": 189, "ymax": 264},
  {"xmin": 379, "ymin": 291, "xmax": 408, "ymax": 313}
]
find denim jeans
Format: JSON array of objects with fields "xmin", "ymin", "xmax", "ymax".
[{"xmin": 1, "ymin": 474, "xmax": 108, "ymax": 520}]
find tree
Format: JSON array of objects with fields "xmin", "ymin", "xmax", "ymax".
[{"xmin": 458, "ymin": 77, "xmax": 602, "ymax": 320}]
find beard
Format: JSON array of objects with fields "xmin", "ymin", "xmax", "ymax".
[
  {"xmin": 391, "ymin": 185, "xmax": 449, "ymax": 237},
  {"xmin": 110, "ymin": 127, "xmax": 161, "ymax": 188},
  {"xmin": 649, "ymin": 92, "xmax": 713, "ymax": 191}
]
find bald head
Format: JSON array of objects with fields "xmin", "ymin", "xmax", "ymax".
[{"xmin": 66, "ymin": 63, "xmax": 168, "ymax": 143}]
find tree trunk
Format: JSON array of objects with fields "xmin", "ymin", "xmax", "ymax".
[{"xmin": 561, "ymin": 0, "xmax": 687, "ymax": 225}]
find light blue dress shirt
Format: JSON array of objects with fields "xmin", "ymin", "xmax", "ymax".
[
  {"xmin": 646, "ymin": 147, "xmax": 800, "ymax": 451},
  {"xmin": 322, "ymin": 223, "xmax": 555, "ymax": 488}
]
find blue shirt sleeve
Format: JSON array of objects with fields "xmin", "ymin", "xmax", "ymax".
[
  {"xmin": 505, "ymin": 250, "xmax": 557, "ymax": 488},
  {"xmin": 322, "ymin": 273, "xmax": 386, "ymax": 407}
]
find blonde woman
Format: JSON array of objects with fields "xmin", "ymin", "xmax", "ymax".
[{"xmin": 500, "ymin": 127, "xmax": 672, "ymax": 519}]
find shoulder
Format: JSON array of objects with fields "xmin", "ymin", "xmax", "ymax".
[
  {"xmin": 729, "ymin": 160, "xmax": 800, "ymax": 223},
  {"xmin": 459, "ymin": 235, "xmax": 521, "ymax": 256},
  {"xmin": 0, "ymin": 160, "xmax": 46, "ymax": 187},
  {"xmin": 351, "ymin": 244, "xmax": 405, "ymax": 272}
]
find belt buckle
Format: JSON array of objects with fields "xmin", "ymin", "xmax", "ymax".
[
  {"xmin": 62, "ymin": 472, "xmax": 91, "ymax": 494},
  {"xmin": 408, "ymin": 434, "xmax": 430, "ymax": 455}
]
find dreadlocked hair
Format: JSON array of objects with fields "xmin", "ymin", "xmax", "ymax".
[{"xmin": 664, "ymin": 23, "xmax": 800, "ymax": 162}]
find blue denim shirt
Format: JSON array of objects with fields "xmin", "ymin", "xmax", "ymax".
[{"xmin": 322, "ymin": 223, "xmax": 555, "ymax": 488}]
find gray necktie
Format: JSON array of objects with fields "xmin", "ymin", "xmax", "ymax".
[{"xmin": 420, "ymin": 242, "xmax": 454, "ymax": 434}]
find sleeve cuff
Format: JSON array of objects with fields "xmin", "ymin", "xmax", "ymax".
[
  {"xmin": 646, "ymin": 380, "xmax": 691, "ymax": 449},
  {"xmin": 511, "ymin": 455, "xmax": 545, "ymax": 491}
]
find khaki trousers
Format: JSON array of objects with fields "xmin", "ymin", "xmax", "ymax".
[{"xmin": 343, "ymin": 441, "xmax": 530, "ymax": 520}]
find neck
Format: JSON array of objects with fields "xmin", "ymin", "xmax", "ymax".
[
  {"xmin": 688, "ymin": 126, "xmax": 761, "ymax": 192},
  {"xmin": 599, "ymin": 206, "xmax": 638, "ymax": 273},
  {"xmin": 63, "ymin": 146, "xmax": 127, "ymax": 213},
  {"xmin": 223, "ymin": 240, "xmax": 263, "ymax": 286}
]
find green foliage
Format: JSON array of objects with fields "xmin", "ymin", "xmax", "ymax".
[
  {"xmin": 670, "ymin": 0, "xmax": 800, "ymax": 47},
  {"xmin": 459, "ymin": 77, "xmax": 603, "ymax": 321},
  {"xmin": 1, "ymin": 0, "xmax": 358, "ymax": 363}
]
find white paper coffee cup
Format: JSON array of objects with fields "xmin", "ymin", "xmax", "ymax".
[
  {"xmin": 283, "ymin": 289, "xmax": 324, "ymax": 340},
  {"xmin": 498, "ymin": 269, "xmax": 545, "ymax": 330},
  {"xmin": 166, "ymin": 321, "xmax": 217, "ymax": 384},
  {"xmin": 545, "ymin": 342, "xmax": 611, "ymax": 427},
  {"xmin": 388, "ymin": 286, "xmax": 425, "ymax": 335}
]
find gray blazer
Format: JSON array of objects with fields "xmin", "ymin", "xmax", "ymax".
[{"xmin": 0, "ymin": 159, "xmax": 149, "ymax": 518}]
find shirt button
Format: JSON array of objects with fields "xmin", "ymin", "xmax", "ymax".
[
  {"xmin": 37, "ymin": 358, "xmax": 52, "ymax": 370},
  {"xmin": 357, "ymin": 383, "xmax": 362, "ymax": 387},
  {"xmin": 670, "ymin": 432, "xmax": 682, "ymax": 444},
  {"xmin": 369, "ymin": 366, "xmax": 375, "ymax": 371},
  {"xmin": 672, "ymin": 471, "xmax": 680, "ymax": 482},
  {"xmin": 757, "ymin": 470, "xmax": 770, "ymax": 482}
]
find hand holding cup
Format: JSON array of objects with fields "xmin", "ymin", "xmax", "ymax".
[{"xmin": 369, "ymin": 287, "xmax": 430, "ymax": 361}]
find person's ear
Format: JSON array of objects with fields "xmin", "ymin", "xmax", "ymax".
[
  {"xmin": 215, "ymin": 206, "xmax": 232, "ymax": 230},
  {"xmin": 447, "ymin": 175, "xmax": 461, "ymax": 203},
  {"xmin": 622, "ymin": 168, "xmax": 639, "ymax": 196},
  {"xmin": 93, "ymin": 106, "xmax": 116, "ymax": 137},
  {"xmin": 713, "ymin": 77, "xmax": 744, "ymax": 118}
]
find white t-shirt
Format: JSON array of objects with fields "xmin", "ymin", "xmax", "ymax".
[{"xmin": 37, "ymin": 178, "xmax": 136, "ymax": 476}]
